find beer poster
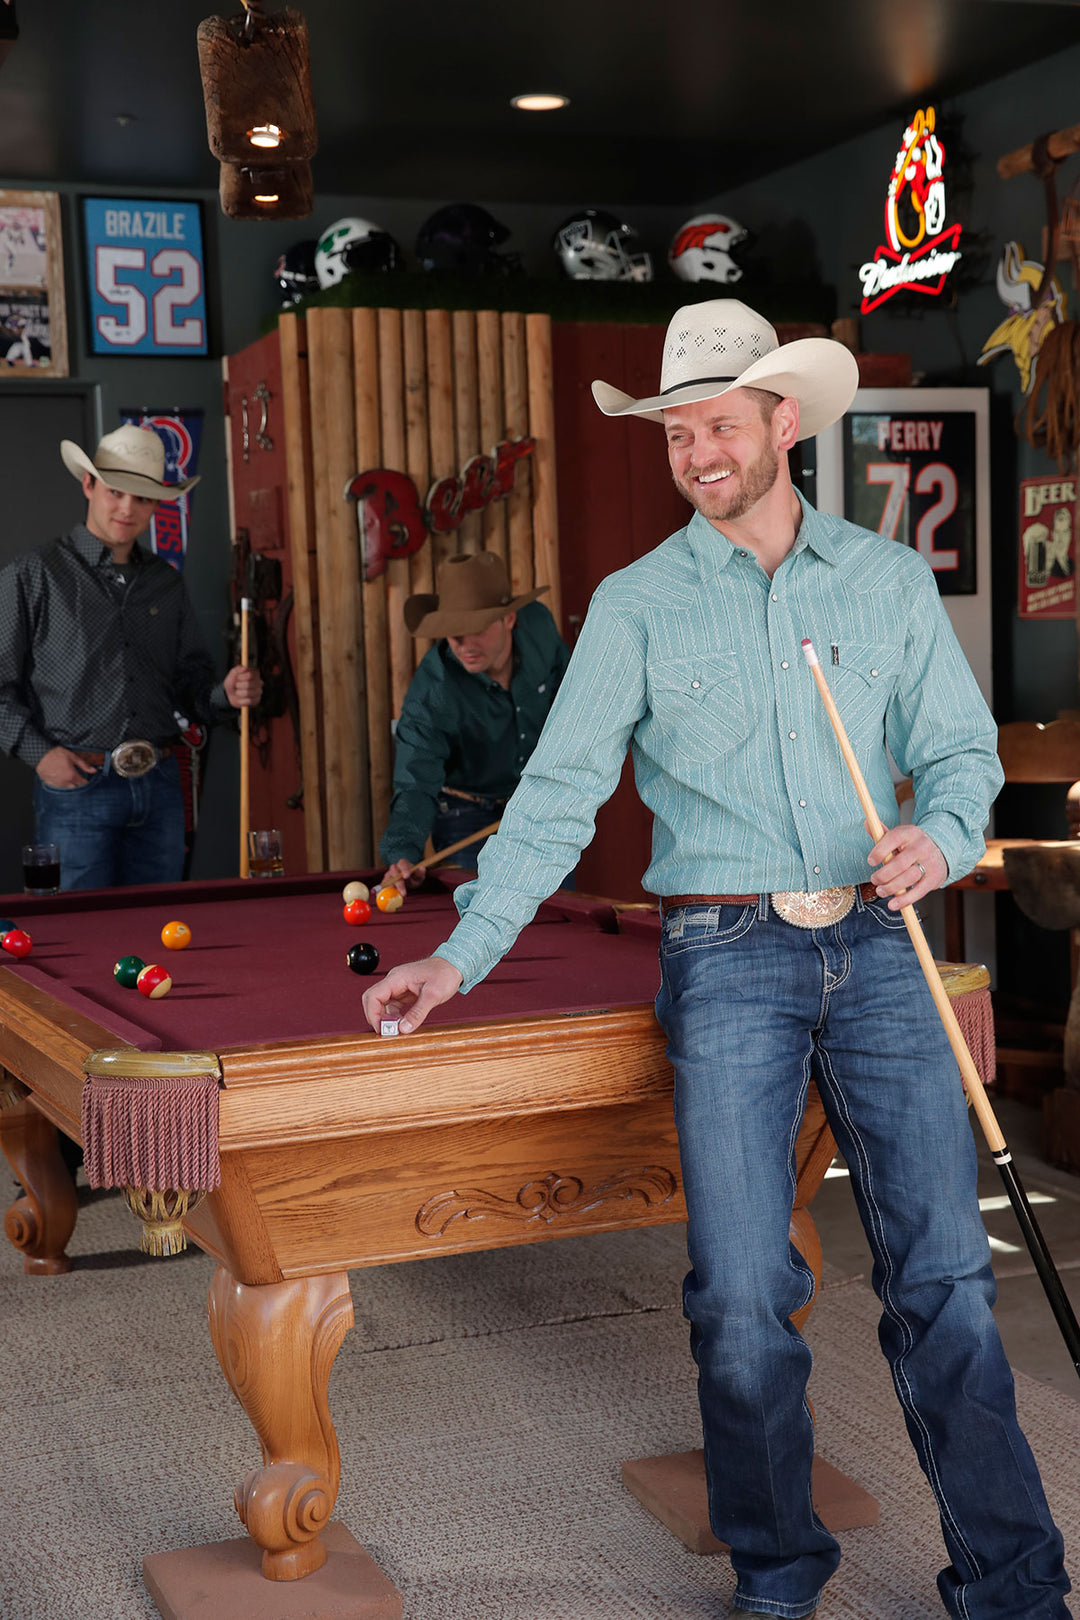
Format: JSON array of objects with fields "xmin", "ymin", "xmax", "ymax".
[{"xmin": 1018, "ymin": 475, "xmax": 1076, "ymax": 619}]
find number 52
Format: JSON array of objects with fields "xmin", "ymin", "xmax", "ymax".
[{"xmin": 94, "ymin": 246, "xmax": 204, "ymax": 349}]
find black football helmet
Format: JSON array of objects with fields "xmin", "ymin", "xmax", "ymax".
[
  {"xmin": 552, "ymin": 209, "xmax": 652, "ymax": 282},
  {"xmin": 416, "ymin": 203, "xmax": 523, "ymax": 275},
  {"xmin": 273, "ymin": 239, "xmax": 319, "ymax": 305}
]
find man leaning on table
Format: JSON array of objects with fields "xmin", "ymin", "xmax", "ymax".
[{"xmin": 361, "ymin": 298, "xmax": 1071, "ymax": 1619}]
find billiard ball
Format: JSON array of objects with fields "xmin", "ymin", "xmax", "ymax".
[
  {"xmin": 342, "ymin": 881, "xmax": 370, "ymax": 905},
  {"xmin": 376, "ymin": 886, "xmax": 403, "ymax": 913},
  {"xmin": 343, "ymin": 898, "xmax": 372, "ymax": 925},
  {"xmin": 0, "ymin": 918, "xmax": 16, "ymax": 940},
  {"xmin": 136, "ymin": 963, "xmax": 172, "ymax": 999},
  {"xmin": 161, "ymin": 920, "xmax": 192, "ymax": 950},
  {"xmin": 1, "ymin": 928, "xmax": 32, "ymax": 958},
  {"xmin": 346, "ymin": 941, "xmax": 380, "ymax": 974},
  {"xmin": 114, "ymin": 954, "xmax": 146, "ymax": 988}
]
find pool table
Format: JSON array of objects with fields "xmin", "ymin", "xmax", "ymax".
[{"xmin": 0, "ymin": 872, "xmax": 838, "ymax": 1606}]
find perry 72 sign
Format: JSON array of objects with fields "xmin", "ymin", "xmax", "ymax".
[{"xmin": 82, "ymin": 198, "xmax": 208, "ymax": 357}]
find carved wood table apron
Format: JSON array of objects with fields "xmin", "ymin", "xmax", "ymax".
[{"xmin": 0, "ymin": 874, "xmax": 994, "ymax": 1617}]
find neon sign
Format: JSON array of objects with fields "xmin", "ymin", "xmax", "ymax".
[{"xmin": 858, "ymin": 107, "xmax": 963, "ymax": 315}]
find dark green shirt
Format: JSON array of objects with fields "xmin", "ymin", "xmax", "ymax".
[{"xmin": 379, "ymin": 600, "xmax": 571, "ymax": 864}]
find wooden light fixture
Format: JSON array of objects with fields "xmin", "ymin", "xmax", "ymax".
[{"xmin": 197, "ymin": 1, "xmax": 317, "ymax": 219}]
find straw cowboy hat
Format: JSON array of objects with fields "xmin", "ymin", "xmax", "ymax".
[
  {"xmin": 591, "ymin": 298, "xmax": 859, "ymax": 439},
  {"xmin": 60, "ymin": 423, "xmax": 201, "ymax": 499},
  {"xmin": 404, "ymin": 551, "xmax": 548, "ymax": 638}
]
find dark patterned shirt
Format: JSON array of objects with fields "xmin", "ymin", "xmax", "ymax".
[{"xmin": 0, "ymin": 524, "xmax": 229, "ymax": 766}]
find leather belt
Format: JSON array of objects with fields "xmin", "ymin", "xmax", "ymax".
[
  {"xmin": 661, "ymin": 883, "xmax": 879, "ymax": 930},
  {"xmin": 441, "ymin": 786, "xmax": 508, "ymax": 807},
  {"xmin": 80, "ymin": 740, "xmax": 167, "ymax": 778}
]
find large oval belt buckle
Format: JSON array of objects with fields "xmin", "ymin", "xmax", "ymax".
[
  {"xmin": 771, "ymin": 886, "xmax": 856, "ymax": 929},
  {"xmin": 111, "ymin": 739, "xmax": 157, "ymax": 778}
]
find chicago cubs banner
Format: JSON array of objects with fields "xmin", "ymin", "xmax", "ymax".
[
  {"xmin": 119, "ymin": 409, "xmax": 204, "ymax": 571},
  {"xmin": 83, "ymin": 198, "xmax": 208, "ymax": 357}
]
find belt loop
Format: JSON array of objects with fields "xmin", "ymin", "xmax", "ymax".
[
  {"xmin": 854, "ymin": 883, "xmax": 867, "ymax": 912},
  {"xmin": 757, "ymin": 892, "xmax": 769, "ymax": 921}
]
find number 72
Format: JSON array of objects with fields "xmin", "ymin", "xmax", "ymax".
[{"xmin": 865, "ymin": 460, "xmax": 959, "ymax": 570}]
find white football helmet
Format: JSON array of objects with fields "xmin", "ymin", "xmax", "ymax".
[
  {"xmin": 314, "ymin": 217, "xmax": 401, "ymax": 287},
  {"xmin": 668, "ymin": 214, "xmax": 749, "ymax": 284}
]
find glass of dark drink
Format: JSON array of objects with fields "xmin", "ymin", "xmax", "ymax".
[
  {"xmin": 247, "ymin": 828, "xmax": 284, "ymax": 878},
  {"xmin": 22, "ymin": 842, "xmax": 60, "ymax": 895}
]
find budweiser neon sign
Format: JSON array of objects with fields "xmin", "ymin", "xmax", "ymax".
[{"xmin": 859, "ymin": 106, "xmax": 963, "ymax": 315}]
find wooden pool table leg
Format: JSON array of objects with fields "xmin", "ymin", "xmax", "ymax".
[
  {"xmin": 206, "ymin": 1266, "xmax": 354, "ymax": 1581},
  {"xmin": 0, "ymin": 1089, "xmax": 78, "ymax": 1275}
]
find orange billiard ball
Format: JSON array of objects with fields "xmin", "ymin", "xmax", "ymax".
[
  {"xmin": 343, "ymin": 898, "xmax": 372, "ymax": 925},
  {"xmin": 161, "ymin": 920, "xmax": 192, "ymax": 950},
  {"xmin": 376, "ymin": 886, "xmax": 404, "ymax": 913},
  {"xmin": 136, "ymin": 963, "xmax": 172, "ymax": 998}
]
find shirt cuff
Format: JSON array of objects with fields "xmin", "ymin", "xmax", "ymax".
[
  {"xmin": 14, "ymin": 727, "xmax": 52, "ymax": 768},
  {"xmin": 431, "ymin": 933, "xmax": 489, "ymax": 995},
  {"xmin": 916, "ymin": 811, "xmax": 974, "ymax": 884}
]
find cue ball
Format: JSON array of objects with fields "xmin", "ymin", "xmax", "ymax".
[
  {"xmin": 342, "ymin": 881, "xmax": 370, "ymax": 905},
  {"xmin": 1, "ymin": 928, "xmax": 32, "ymax": 958},
  {"xmin": 376, "ymin": 886, "xmax": 404, "ymax": 913},
  {"xmin": 114, "ymin": 954, "xmax": 146, "ymax": 988},
  {"xmin": 136, "ymin": 963, "xmax": 172, "ymax": 999},
  {"xmin": 346, "ymin": 942, "xmax": 379, "ymax": 974},
  {"xmin": 161, "ymin": 920, "xmax": 192, "ymax": 950},
  {"xmin": 343, "ymin": 898, "xmax": 372, "ymax": 925}
]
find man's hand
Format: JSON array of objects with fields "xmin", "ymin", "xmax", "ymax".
[
  {"xmin": 362, "ymin": 955, "xmax": 463, "ymax": 1035},
  {"xmin": 380, "ymin": 858, "xmax": 427, "ymax": 897},
  {"xmin": 868, "ymin": 822, "xmax": 948, "ymax": 910},
  {"xmin": 224, "ymin": 665, "xmax": 263, "ymax": 708},
  {"xmin": 35, "ymin": 746, "xmax": 100, "ymax": 788}
]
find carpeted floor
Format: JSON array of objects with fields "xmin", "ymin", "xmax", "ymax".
[{"xmin": 1, "ymin": 1184, "xmax": 1077, "ymax": 1620}]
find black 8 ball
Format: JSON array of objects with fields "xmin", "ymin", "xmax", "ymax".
[{"xmin": 346, "ymin": 941, "xmax": 380, "ymax": 974}]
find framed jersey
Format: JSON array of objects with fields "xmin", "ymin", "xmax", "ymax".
[
  {"xmin": 81, "ymin": 198, "xmax": 209, "ymax": 358},
  {"xmin": 814, "ymin": 388, "xmax": 992, "ymax": 705}
]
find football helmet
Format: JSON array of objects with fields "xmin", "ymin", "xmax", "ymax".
[
  {"xmin": 552, "ymin": 209, "xmax": 652, "ymax": 282},
  {"xmin": 273, "ymin": 239, "xmax": 319, "ymax": 305},
  {"xmin": 668, "ymin": 214, "xmax": 749, "ymax": 283},
  {"xmin": 416, "ymin": 203, "xmax": 523, "ymax": 275},
  {"xmin": 314, "ymin": 217, "xmax": 403, "ymax": 288}
]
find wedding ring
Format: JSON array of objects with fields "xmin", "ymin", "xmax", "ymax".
[{"xmin": 915, "ymin": 861, "xmax": 926, "ymax": 878}]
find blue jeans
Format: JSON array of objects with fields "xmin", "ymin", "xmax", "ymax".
[
  {"xmin": 655, "ymin": 889, "xmax": 1071, "ymax": 1620},
  {"xmin": 34, "ymin": 754, "xmax": 186, "ymax": 890},
  {"xmin": 432, "ymin": 794, "xmax": 504, "ymax": 872}
]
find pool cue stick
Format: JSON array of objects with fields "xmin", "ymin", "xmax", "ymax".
[
  {"xmin": 802, "ymin": 637, "xmax": 1080, "ymax": 1378},
  {"xmin": 425, "ymin": 819, "xmax": 502, "ymax": 869},
  {"xmin": 239, "ymin": 597, "xmax": 251, "ymax": 878}
]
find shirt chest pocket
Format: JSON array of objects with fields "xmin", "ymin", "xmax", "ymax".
[
  {"xmin": 829, "ymin": 641, "xmax": 903, "ymax": 744},
  {"xmin": 647, "ymin": 653, "xmax": 749, "ymax": 765}
]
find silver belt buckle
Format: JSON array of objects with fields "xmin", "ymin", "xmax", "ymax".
[
  {"xmin": 770, "ymin": 886, "xmax": 856, "ymax": 929},
  {"xmin": 110, "ymin": 739, "xmax": 158, "ymax": 778}
]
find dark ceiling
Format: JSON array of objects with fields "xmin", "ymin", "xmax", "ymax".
[{"xmin": 2, "ymin": 1, "xmax": 1080, "ymax": 205}]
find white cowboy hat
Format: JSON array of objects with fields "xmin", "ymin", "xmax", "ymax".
[
  {"xmin": 60, "ymin": 423, "xmax": 200, "ymax": 499},
  {"xmin": 591, "ymin": 298, "xmax": 859, "ymax": 440}
]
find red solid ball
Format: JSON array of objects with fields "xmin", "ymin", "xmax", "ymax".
[
  {"xmin": 343, "ymin": 898, "xmax": 372, "ymax": 925},
  {"xmin": 1, "ymin": 928, "xmax": 32, "ymax": 958}
]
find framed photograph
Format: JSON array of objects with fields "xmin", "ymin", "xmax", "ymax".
[
  {"xmin": 815, "ymin": 387, "xmax": 992, "ymax": 704},
  {"xmin": 82, "ymin": 197, "xmax": 208, "ymax": 358},
  {"xmin": 0, "ymin": 189, "xmax": 68, "ymax": 378}
]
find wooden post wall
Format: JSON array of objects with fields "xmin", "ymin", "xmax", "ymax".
[{"xmin": 286, "ymin": 304, "xmax": 558, "ymax": 868}]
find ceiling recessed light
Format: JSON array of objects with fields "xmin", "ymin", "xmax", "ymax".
[{"xmin": 511, "ymin": 93, "xmax": 570, "ymax": 112}]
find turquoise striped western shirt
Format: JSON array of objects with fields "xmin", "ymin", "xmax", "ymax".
[{"xmin": 437, "ymin": 492, "xmax": 1002, "ymax": 993}]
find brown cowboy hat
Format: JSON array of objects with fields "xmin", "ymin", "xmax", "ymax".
[{"xmin": 404, "ymin": 551, "xmax": 548, "ymax": 638}]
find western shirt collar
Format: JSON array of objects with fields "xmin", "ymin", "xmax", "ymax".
[
  {"xmin": 685, "ymin": 489, "xmax": 845, "ymax": 582},
  {"xmin": 66, "ymin": 523, "xmax": 149, "ymax": 570}
]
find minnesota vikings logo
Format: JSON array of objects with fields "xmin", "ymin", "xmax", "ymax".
[
  {"xmin": 859, "ymin": 106, "xmax": 963, "ymax": 314},
  {"xmin": 977, "ymin": 241, "xmax": 1067, "ymax": 394}
]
